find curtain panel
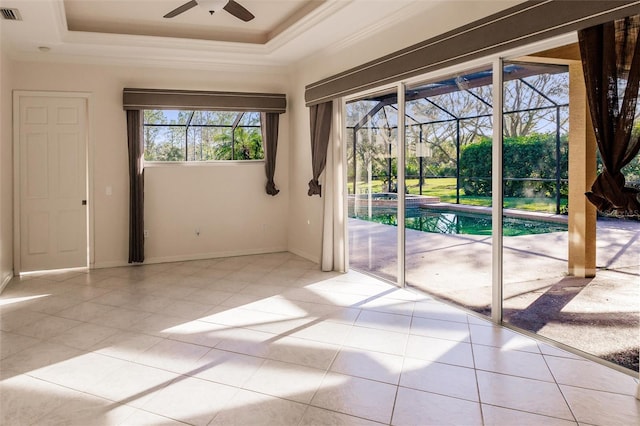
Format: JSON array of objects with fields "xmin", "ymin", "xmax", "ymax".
[
  {"xmin": 261, "ymin": 112, "xmax": 280, "ymax": 196},
  {"xmin": 579, "ymin": 14, "xmax": 640, "ymax": 216},
  {"xmin": 308, "ymin": 102, "xmax": 333, "ymax": 196},
  {"xmin": 321, "ymin": 99, "xmax": 346, "ymax": 272},
  {"xmin": 126, "ymin": 109, "xmax": 145, "ymax": 263}
]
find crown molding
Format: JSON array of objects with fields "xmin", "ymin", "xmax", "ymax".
[
  {"xmin": 264, "ymin": 0, "xmax": 352, "ymax": 53},
  {"xmin": 8, "ymin": 47, "xmax": 291, "ymax": 74},
  {"xmin": 38, "ymin": 0, "xmax": 353, "ymax": 69}
]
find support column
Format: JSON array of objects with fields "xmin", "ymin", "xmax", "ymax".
[{"xmin": 568, "ymin": 62, "xmax": 597, "ymax": 277}]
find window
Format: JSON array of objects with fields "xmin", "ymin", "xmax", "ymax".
[{"xmin": 143, "ymin": 110, "xmax": 263, "ymax": 161}]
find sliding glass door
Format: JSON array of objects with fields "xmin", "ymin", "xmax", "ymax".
[
  {"xmin": 403, "ymin": 67, "xmax": 494, "ymax": 315},
  {"xmin": 501, "ymin": 60, "xmax": 571, "ymax": 330},
  {"xmin": 346, "ymin": 90, "xmax": 399, "ymax": 283},
  {"xmin": 343, "ymin": 41, "xmax": 638, "ymax": 376},
  {"xmin": 499, "ymin": 58, "xmax": 639, "ymax": 373}
]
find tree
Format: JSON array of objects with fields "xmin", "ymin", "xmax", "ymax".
[
  {"xmin": 460, "ymin": 134, "xmax": 568, "ymax": 197},
  {"xmin": 346, "ymin": 70, "xmax": 571, "ymax": 191},
  {"xmin": 143, "ymin": 110, "xmax": 165, "ymax": 161},
  {"xmin": 143, "ymin": 110, "xmax": 188, "ymax": 161},
  {"xmin": 159, "ymin": 145, "xmax": 184, "ymax": 161},
  {"xmin": 351, "ymin": 129, "xmax": 388, "ymax": 188},
  {"xmin": 211, "ymin": 126, "xmax": 263, "ymax": 160},
  {"xmin": 346, "ymin": 101, "xmax": 400, "ymax": 192},
  {"xmin": 503, "ymin": 73, "xmax": 569, "ymax": 138},
  {"xmin": 405, "ymin": 87, "xmax": 493, "ymax": 173},
  {"xmin": 235, "ymin": 127, "xmax": 263, "ymax": 159}
]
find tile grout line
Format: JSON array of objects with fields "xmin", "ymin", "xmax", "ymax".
[
  {"xmin": 540, "ymin": 342, "xmax": 581, "ymax": 425},
  {"xmin": 303, "ymin": 305, "xmax": 362, "ymax": 420},
  {"xmin": 466, "ymin": 313, "xmax": 487, "ymax": 426},
  {"xmin": 2, "ymin": 254, "xmax": 638, "ymax": 425}
]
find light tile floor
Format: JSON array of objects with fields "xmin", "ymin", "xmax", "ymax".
[{"xmin": 1, "ymin": 252, "xmax": 638, "ymax": 425}]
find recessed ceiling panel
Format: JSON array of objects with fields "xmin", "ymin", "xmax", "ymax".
[{"xmin": 64, "ymin": 0, "xmax": 325, "ymax": 44}]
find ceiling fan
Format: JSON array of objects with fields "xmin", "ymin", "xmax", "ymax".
[{"xmin": 164, "ymin": 0, "xmax": 255, "ymax": 22}]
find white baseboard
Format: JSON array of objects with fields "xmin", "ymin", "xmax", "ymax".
[
  {"xmin": 92, "ymin": 247, "xmax": 290, "ymax": 269},
  {"xmin": 0, "ymin": 271, "xmax": 14, "ymax": 294},
  {"xmin": 90, "ymin": 260, "xmax": 130, "ymax": 269},
  {"xmin": 288, "ymin": 247, "xmax": 321, "ymax": 265},
  {"xmin": 144, "ymin": 247, "xmax": 288, "ymax": 265}
]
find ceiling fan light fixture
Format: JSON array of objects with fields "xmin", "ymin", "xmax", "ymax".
[{"xmin": 199, "ymin": 0, "xmax": 227, "ymax": 13}]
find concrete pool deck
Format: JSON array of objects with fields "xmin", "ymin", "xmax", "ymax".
[{"xmin": 348, "ymin": 215, "xmax": 640, "ymax": 372}]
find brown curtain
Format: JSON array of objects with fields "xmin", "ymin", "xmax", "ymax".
[
  {"xmin": 127, "ymin": 109, "xmax": 145, "ymax": 263},
  {"xmin": 261, "ymin": 112, "xmax": 280, "ymax": 196},
  {"xmin": 579, "ymin": 15, "xmax": 640, "ymax": 216},
  {"xmin": 308, "ymin": 101, "xmax": 333, "ymax": 196}
]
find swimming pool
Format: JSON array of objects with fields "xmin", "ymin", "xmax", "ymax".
[{"xmin": 351, "ymin": 208, "xmax": 567, "ymax": 236}]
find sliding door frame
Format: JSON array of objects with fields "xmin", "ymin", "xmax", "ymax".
[
  {"xmin": 342, "ymin": 30, "xmax": 640, "ymax": 381},
  {"xmin": 396, "ymin": 83, "xmax": 406, "ymax": 288},
  {"xmin": 491, "ymin": 58, "xmax": 504, "ymax": 324},
  {"xmin": 344, "ymin": 32, "xmax": 577, "ymax": 314}
]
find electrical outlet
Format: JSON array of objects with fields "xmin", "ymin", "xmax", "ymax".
[{"xmin": 144, "ymin": 230, "xmax": 149, "ymax": 238}]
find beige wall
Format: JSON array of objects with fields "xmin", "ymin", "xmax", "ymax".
[
  {"xmin": 144, "ymin": 162, "xmax": 288, "ymax": 263},
  {"xmin": 4, "ymin": 1, "xmax": 522, "ymax": 271},
  {"xmin": 286, "ymin": 76, "xmax": 323, "ymax": 262},
  {"xmin": 0, "ymin": 45, "xmax": 13, "ymax": 287},
  {"xmin": 11, "ymin": 60, "xmax": 290, "ymax": 268}
]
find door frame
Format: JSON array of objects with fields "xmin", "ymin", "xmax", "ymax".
[{"xmin": 13, "ymin": 91, "xmax": 94, "ymax": 275}]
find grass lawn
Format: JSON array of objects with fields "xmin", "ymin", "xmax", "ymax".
[{"xmin": 348, "ymin": 177, "xmax": 567, "ymax": 213}]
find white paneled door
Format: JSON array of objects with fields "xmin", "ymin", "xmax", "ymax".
[{"xmin": 16, "ymin": 94, "xmax": 88, "ymax": 272}]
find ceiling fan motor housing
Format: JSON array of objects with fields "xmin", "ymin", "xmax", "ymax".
[
  {"xmin": 200, "ymin": 0, "xmax": 227, "ymax": 13},
  {"xmin": 164, "ymin": 0, "xmax": 254, "ymax": 21}
]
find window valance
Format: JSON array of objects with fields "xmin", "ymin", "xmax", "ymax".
[
  {"xmin": 305, "ymin": 0, "xmax": 640, "ymax": 106},
  {"xmin": 123, "ymin": 88, "xmax": 286, "ymax": 113}
]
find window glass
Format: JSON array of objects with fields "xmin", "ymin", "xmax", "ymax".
[
  {"xmin": 143, "ymin": 109, "xmax": 264, "ymax": 161},
  {"xmin": 403, "ymin": 65, "xmax": 494, "ymax": 317},
  {"xmin": 346, "ymin": 90, "xmax": 399, "ymax": 284},
  {"xmin": 239, "ymin": 111, "xmax": 261, "ymax": 126}
]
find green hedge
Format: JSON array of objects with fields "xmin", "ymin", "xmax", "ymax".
[{"xmin": 460, "ymin": 134, "xmax": 568, "ymax": 197}]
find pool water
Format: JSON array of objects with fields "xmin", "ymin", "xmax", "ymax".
[{"xmin": 352, "ymin": 209, "xmax": 567, "ymax": 236}]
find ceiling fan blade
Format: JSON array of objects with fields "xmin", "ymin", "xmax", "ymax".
[
  {"xmin": 164, "ymin": 0, "xmax": 198, "ymax": 18},
  {"xmin": 223, "ymin": 0, "xmax": 255, "ymax": 22}
]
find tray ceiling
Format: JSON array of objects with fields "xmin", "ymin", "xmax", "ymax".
[
  {"xmin": 63, "ymin": 0, "xmax": 325, "ymax": 44},
  {"xmin": 0, "ymin": 1, "xmax": 527, "ymax": 69}
]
